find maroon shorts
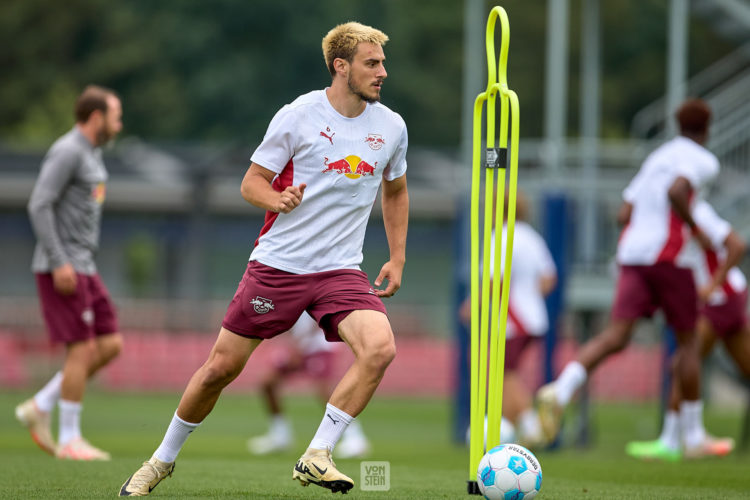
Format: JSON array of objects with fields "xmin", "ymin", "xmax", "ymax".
[
  {"xmin": 701, "ymin": 290, "xmax": 749, "ymax": 339},
  {"xmin": 35, "ymin": 272, "xmax": 119, "ymax": 344},
  {"xmin": 222, "ymin": 261, "xmax": 387, "ymax": 342},
  {"xmin": 611, "ymin": 263, "xmax": 697, "ymax": 332},
  {"xmin": 504, "ymin": 335, "xmax": 539, "ymax": 371},
  {"xmin": 275, "ymin": 350, "xmax": 335, "ymax": 379}
]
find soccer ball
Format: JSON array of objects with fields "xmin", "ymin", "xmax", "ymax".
[{"xmin": 477, "ymin": 443, "xmax": 542, "ymax": 499}]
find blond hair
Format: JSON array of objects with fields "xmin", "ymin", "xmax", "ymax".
[{"xmin": 322, "ymin": 22, "xmax": 389, "ymax": 76}]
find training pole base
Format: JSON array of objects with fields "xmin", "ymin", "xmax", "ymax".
[{"xmin": 467, "ymin": 480, "xmax": 481, "ymax": 495}]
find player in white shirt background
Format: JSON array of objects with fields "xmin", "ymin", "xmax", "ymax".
[
  {"xmin": 498, "ymin": 192, "xmax": 557, "ymax": 448},
  {"xmin": 461, "ymin": 189, "xmax": 557, "ymax": 449},
  {"xmin": 247, "ymin": 312, "xmax": 370, "ymax": 459},
  {"xmin": 119, "ymin": 21, "xmax": 408, "ymax": 496},
  {"xmin": 536, "ymin": 99, "xmax": 726, "ymax": 457},
  {"xmin": 627, "ymin": 199, "xmax": 748, "ymax": 460}
]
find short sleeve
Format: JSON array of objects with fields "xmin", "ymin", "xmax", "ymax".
[
  {"xmin": 675, "ymin": 156, "xmax": 719, "ymax": 190},
  {"xmin": 532, "ymin": 231, "xmax": 557, "ymax": 278},
  {"xmin": 250, "ymin": 105, "xmax": 298, "ymax": 174},
  {"xmin": 693, "ymin": 200, "xmax": 730, "ymax": 250},
  {"xmin": 622, "ymin": 172, "xmax": 641, "ymax": 202},
  {"xmin": 383, "ymin": 123, "xmax": 408, "ymax": 181}
]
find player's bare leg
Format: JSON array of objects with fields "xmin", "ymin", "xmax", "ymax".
[
  {"xmin": 670, "ymin": 325, "xmax": 732, "ymax": 458},
  {"xmin": 627, "ymin": 318, "xmax": 734, "ymax": 461},
  {"xmin": 177, "ymin": 328, "xmax": 262, "ymax": 422},
  {"xmin": 682, "ymin": 317, "xmax": 748, "ymax": 458},
  {"xmin": 16, "ymin": 333, "xmax": 122, "ymax": 458},
  {"xmin": 503, "ymin": 371, "xmax": 543, "ymax": 447},
  {"xmin": 723, "ymin": 322, "xmax": 750, "ymax": 378},
  {"xmin": 577, "ymin": 319, "xmax": 636, "ymax": 372},
  {"xmin": 538, "ymin": 319, "xmax": 636, "ymax": 441},
  {"xmin": 329, "ymin": 310, "xmax": 395, "ymax": 415},
  {"xmin": 120, "ymin": 328, "xmax": 261, "ymax": 496},
  {"xmin": 90, "ymin": 332, "xmax": 123, "ymax": 375},
  {"xmin": 293, "ymin": 310, "xmax": 395, "ymax": 494},
  {"xmin": 53, "ymin": 339, "xmax": 110, "ymax": 460}
]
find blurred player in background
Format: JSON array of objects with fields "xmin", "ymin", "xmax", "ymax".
[
  {"xmin": 536, "ymin": 99, "xmax": 721, "ymax": 456},
  {"xmin": 461, "ymin": 189, "xmax": 557, "ymax": 448},
  {"xmin": 16, "ymin": 85, "xmax": 123, "ymax": 461},
  {"xmin": 495, "ymin": 190, "xmax": 557, "ymax": 448},
  {"xmin": 627, "ymin": 199, "xmax": 747, "ymax": 460},
  {"xmin": 247, "ymin": 312, "xmax": 370, "ymax": 458},
  {"xmin": 119, "ymin": 21, "xmax": 408, "ymax": 496}
]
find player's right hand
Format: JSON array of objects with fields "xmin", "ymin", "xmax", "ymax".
[
  {"xmin": 52, "ymin": 263, "xmax": 77, "ymax": 295},
  {"xmin": 275, "ymin": 183, "xmax": 306, "ymax": 213}
]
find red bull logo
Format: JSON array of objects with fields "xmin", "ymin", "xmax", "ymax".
[
  {"xmin": 91, "ymin": 182, "xmax": 106, "ymax": 204},
  {"xmin": 322, "ymin": 155, "xmax": 377, "ymax": 179}
]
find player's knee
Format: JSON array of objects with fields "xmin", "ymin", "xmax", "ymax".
[
  {"xmin": 366, "ymin": 338, "xmax": 396, "ymax": 372},
  {"xmin": 200, "ymin": 359, "xmax": 242, "ymax": 388},
  {"xmin": 71, "ymin": 340, "xmax": 98, "ymax": 366},
  {"xmin": 91, "ymin": 334, "xmax": 122, "ymax": 369},
  {"xmin": 105, "ymin": 334, "xmax": 124, "ymax": 360}
]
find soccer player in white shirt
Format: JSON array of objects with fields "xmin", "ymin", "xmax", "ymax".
[
  {"xmin": 627, "ymin": 199, "xmax": 747, "ymax": 460},
  {"xmin": 120, "ymin": 22, "xmax": 408, "ymax": 496},
  {"xmin": 460, "ymin": 190, "xmax": 557, "ymax": 448},
  {"xmin": 536, "ymin": 99, "xmax": 720, "ymax": 454},
  {"xmin": 498, "ymin": 194, "xmax": 557, "ymax": 448}
]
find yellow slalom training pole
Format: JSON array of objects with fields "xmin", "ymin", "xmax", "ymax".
[{"xmin": 468, "ymin": 5, "xmax": 520, "ymax": 495}]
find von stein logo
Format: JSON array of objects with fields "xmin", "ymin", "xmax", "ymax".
[
  {"xmin": 364, "ymin": 133, "xmax": 385, "ymax": 150},
  {"xmin": 322, "ymin": 155, "xmax": 377, "ymax": 179},
  {"xmin": 249, "ymin": 296, "xmax": 274, "ymax": 314},
  {"xmin": 360, "ymin": 461, "xmax": 390, "ymax": 491}
]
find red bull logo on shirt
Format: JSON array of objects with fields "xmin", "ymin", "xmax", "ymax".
[
  {"xmin": 322, "ymin": 155, "xmax": 377, "ymax": 179},
  {"xmin": 91, "ymin": 182, "xmax": 106, "ymax": 204}
]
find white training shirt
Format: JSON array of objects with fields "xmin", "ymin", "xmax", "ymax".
[
  {"xmin": 249, "ymin": 89, "xmax": 408, "ymax": 274},
  {"xmin": 616, "ymin": 136, "xmax": 719, "ymax": 267},
  {"xmin": 490, "ymin": 221, "xmax": 557, "ymax": 338},
  {"xmin": 682, "ymin": 200, "xmax": 747, "ymax": 306},
  {"xmin": 288, "ymin": 311, "xmax": 334, "ymax": 355}
]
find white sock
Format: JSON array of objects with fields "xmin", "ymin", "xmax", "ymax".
[
  {"xmin": 555, "ymin": 361, "xmax": 587, "ymax": 407},
  {"xmin": 153, "ymin": 412, "xmax": 201, "ymax": 463},
  {"xmin": 499, "ymin": 416, "xmax": 516, "ymax": 444},
  {"xmin": 659, "ymin": 410, "xmax": 681, "ymax": 451},
  {"xmin": 518, "ymin": 409, "xmax": 542, "ymax": 442},
  {"xmin": 680, "ymin": 400, "xmax": 706, "ymax": 449},
  {"xmin": 309, "ymin": 403, "xmax": 353, "ymax": 451},
  {"xmin": 58, "ymin": 399, "xmax": 82, "ymax": 446},
  {"xmin": 269, "ymin": 414, "xmax": 292, "ymax": 439},
  {"xmin": 34, "ymin": 371, "xmax": 63, "ymax": 413}
]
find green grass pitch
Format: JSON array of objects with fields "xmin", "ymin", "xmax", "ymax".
[{"xmin": 1, "ymin": 390, "xmax": 749, "ymax": 498}]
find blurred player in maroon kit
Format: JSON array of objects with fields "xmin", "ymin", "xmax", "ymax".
[
  {"xmin": 17, "ymin": 85, "xmax": 123, "ymax": 461},
  {"xmin": 627, "ymin": 198, "xmax": 746, "ymax": 460},
  {"xmin": 247, "ymin": 312, "xmax": 370, "ymax": 458},
  {"xmin": 537, "ymin": 99, "xmax": 726, "ymax": 457}
]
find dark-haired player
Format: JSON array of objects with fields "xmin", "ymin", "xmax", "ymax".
[{"xmin": 536, "ymin": 99, "xmax": 721, "ymax": 457}]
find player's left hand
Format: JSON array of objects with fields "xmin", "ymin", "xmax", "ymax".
[
  {"xmin": 698, "ymin": 284, "xmax": 714, "ymax": 303},
  {"xmin": 374, "ymin": 260, "xmax": 404, "ymax": 298}
]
